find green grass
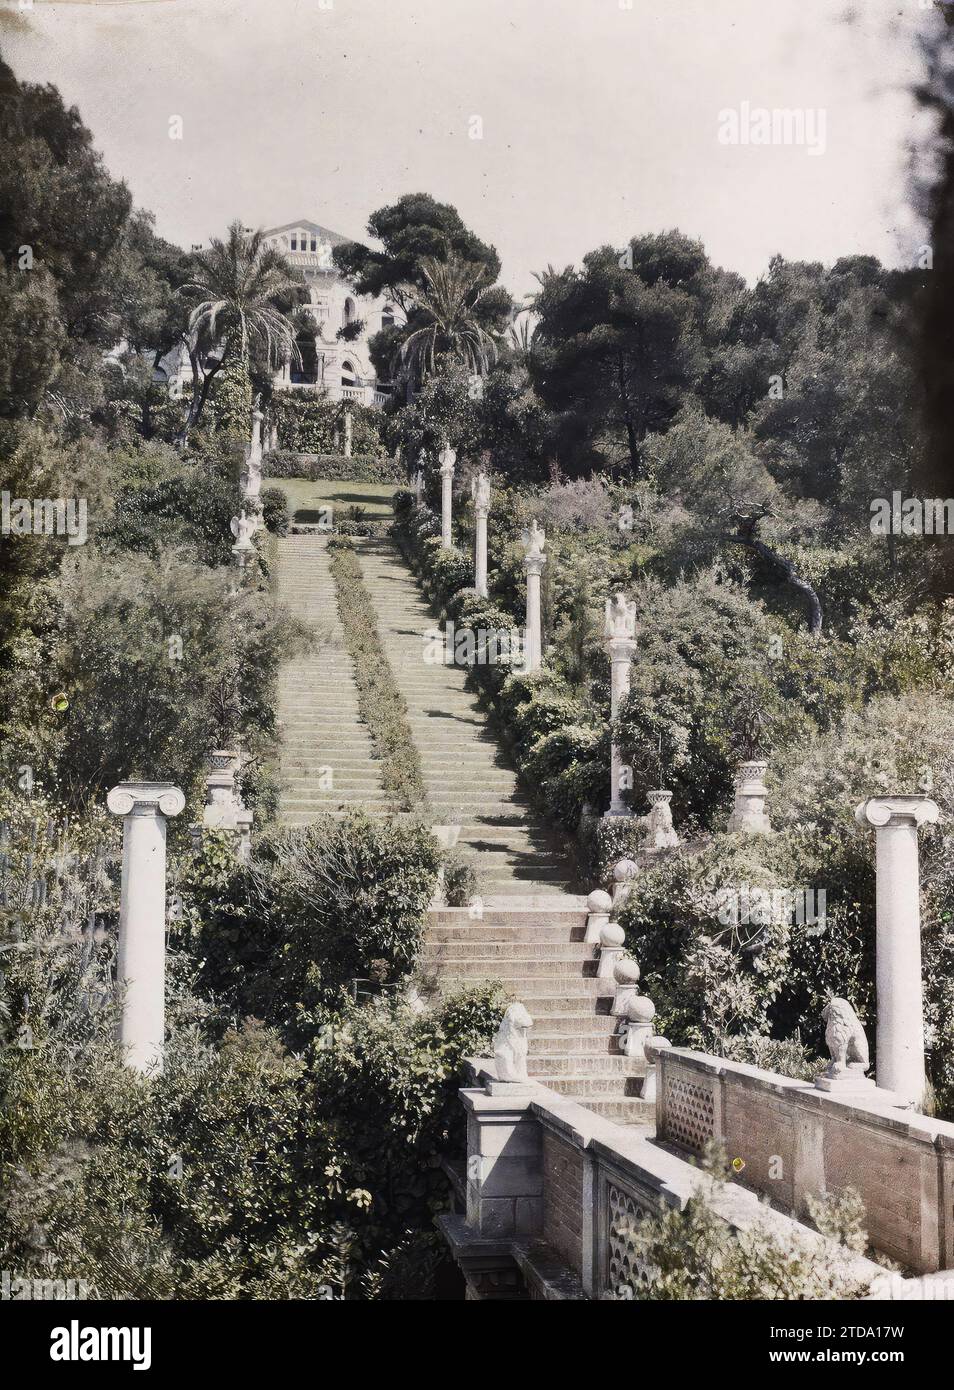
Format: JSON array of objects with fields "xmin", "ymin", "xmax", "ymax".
[{"xmin": 264, "ymin": 478, "xmax": 397, "ymax": 526}]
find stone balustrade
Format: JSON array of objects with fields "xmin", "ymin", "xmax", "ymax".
[
  {"xmin": 655, "ymin": 1046, "xmax": 954, "ymax": 1274},
  {"xmin": 439, "ymin": 1058, "xmax": 887, "ymax": 1300}
]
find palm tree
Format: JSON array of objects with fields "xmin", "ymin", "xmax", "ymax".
[
  {"xmin": 177, "ymin": 221, "xmax": 302, "ymax": 438},
  {"xmin": 396, "ymin": 256, "xmax": 500, "ymax": 389}
]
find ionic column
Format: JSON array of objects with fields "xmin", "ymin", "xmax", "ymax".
[
  {"xmin": 439, "ymin": 443, "xmax": 456, "ymax": 548},
  {"xmin": 344, "ymin": 409, "xmax": 353, "ymax": 458},
  {"xmin": 473, "ymin": 471, "xmax": 491, "ymax": 598},
  {"xmin": 521, "ymin": 519, "xmax": 546, "ymax": 671},
  {"xmin": 106, "ymin": 783, "xmax": 185, "ymax": 1075},
  {"xmin": 855, "ymin": 794, "xmax": 940, "ymax": 1106}
]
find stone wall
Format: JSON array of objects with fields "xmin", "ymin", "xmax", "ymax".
[
  {"xmin": 542, "ymin": 1129, "xmax": 585, "ymax": 1275},
  {"xmin": 657, "ymin": 1048, "xmax": 954, "ymax": 1273}
]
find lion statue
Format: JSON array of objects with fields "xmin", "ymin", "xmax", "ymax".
[
  {"xmin": 822, "ymin": 997, "xmax": 869, "ymax": 1077},
  {"xmin": 493, "ymin": 1002, "xmax": 534, "ymax": 1082}
]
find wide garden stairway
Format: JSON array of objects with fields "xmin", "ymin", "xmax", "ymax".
[{"xmin": 273, "ymin": 523, "xmax": 651, "ymax": 1124}]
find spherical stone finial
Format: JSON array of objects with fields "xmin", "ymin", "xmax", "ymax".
[
  {"xmin": 613, "ymin": 857, "xmax": 638, "ymax": 884},
  {"xmin": 587, "ymin": 888, "xmax": 613, "ymax": 913},
  {"xmin": 600, "ymin": 921, "xmax": 625, "ymax": 949},
  {"xmin": 624, "ymin": 995, "xmax": 656, "ymax": 1024},
  {"xmin": 613, "ymin": 955, "xmax": 641, "ymax": 986}
]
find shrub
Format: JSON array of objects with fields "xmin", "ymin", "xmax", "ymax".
[
  {"xmin": 326, "ymin": 537, "xmax": 427, "ymax": 810},
  {"xmin": 443, "ymin": 854, "xmax": 479, "ymax": 907},
  {"xmin": 180, "ymin": 815, "xmax": 441, "ymax": 1031},
  {"xmin": 264, "ymin": 451, "xmax": 401, "ymax": 483},
  {"xmin": 103, "ymin": 468, "xmax": 239, "ymax": 567},
  {"xmin": 269, "ymin": 395, "xmax": 386, "ymax": 458},
  {"xmin": 614, "ymin": 1145, "xmax": 871, "ymax": 1301},
  {"xmin": 260, "ymin": 485, "xmax": 290, "ymax": 536}
]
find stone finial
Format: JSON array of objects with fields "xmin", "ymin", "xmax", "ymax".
[
  {"xmin": 230, "ymin": 510, "xmax": 257, "ymax": 550},
  {"xmin": 438, "ymin": 442, "xmax": 456, "ymax": 476},
  {"xmin": 611, "ymin": 857, "xmax": 638, "ymax": 914},
  {"xmin": 611, "ymin": 953, "xmax": 641, "ymax": 1019},
  {"xmin": 638, "ymin": 789, "xmax": 680, "ymax": 850},
  {"xmin": 597, "ymin": 920, "xmax": 626, "ymax": 979},
  {"xmin": 604, "ymin": 591, "xmax": 637, "ymax": 642},
  {"xmin": 493, "ymin": 1002, "xmax": 534, "ymax": 1083},
  {"xmin": 816, "ymin": 997, "xmax": 875, "ymax": 1094},
  {"xmin": 473, "ymin": 471, "xmax": 491, "ymax": 512},
  {"xmin": 521, "ymin": 517, "xmax": 546, "ymax": 565},
  {"xmin": 584, "ymin": 887, "xmax": 613, "ymax": 944}
]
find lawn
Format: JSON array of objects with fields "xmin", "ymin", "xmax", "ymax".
[{"xmin": 265, "ymin": 477, "xmax": 397, "ymax": 526}]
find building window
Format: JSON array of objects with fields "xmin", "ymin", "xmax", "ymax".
[
  {"xmin": 291, "ymin": 236, "xmax": 298, "ymax": 251},
  {"xmin": 382, "ymin": 304, "xmax": 395, "ymax": 329},
  {"xmin": 310, "ymin": 236, "xmax": 317, "ymax": 251},
  {"xmin": 343, "ymin": 297, "xmax": 357, "ymax": 328},
  {"xmin": 292, "ymin": 333, "xmax": 319, "ymax": 385},
  {"xmin": 341, "ymin": 360, "xmax": 357, "ymax": 388}
]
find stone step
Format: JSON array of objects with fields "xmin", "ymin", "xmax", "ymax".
[
  {"xmin": 569, "ymin": 1098, "xmax": 655, "ymax": 1125},
  {"xmin": 426, "ymin": 926, "xmax": 585, "ymax": 943},
  {"xmin": 539, "ymin": 1075, "xmax": 646, "ymax": 1098},
  {"xmin": 528, "ymin": 1054, "xmax": 640, "ymax": 1076},
  {"xmin": 423, "ymin": 942, "xmax": 592, "ymax": 962}
]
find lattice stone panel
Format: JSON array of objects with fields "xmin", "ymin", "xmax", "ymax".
[
  {"xmin": 665, "ymin": 1073, "xmax": 715, "ymax": 1155},
  {"xmin": 604, "ymin": 1182, "xmax": 657, "ymax": 1299}
]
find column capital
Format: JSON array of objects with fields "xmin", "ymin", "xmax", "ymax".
[
  {"xmin": 524, "ymin": 553, "xmax": 546, "ymax": 578},
  {"xmin": 607, "ymin": 635, "xmax": 637, "ymax": 662},
  {"xmin": 855, "ymin": 794, "xmax": 939, "ymax": 830},
  {"xmin": 107, "ymin": 782, "xmax": 186, "ymax": 819}
]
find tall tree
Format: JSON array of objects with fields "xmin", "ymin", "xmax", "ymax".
[
  {"xmin": 531, "ymin": 232, "xmax": 711, "ymax": 474},
  {"xmin": 178, "ymin": 222, "xmax": 302, "ymax": 436}
]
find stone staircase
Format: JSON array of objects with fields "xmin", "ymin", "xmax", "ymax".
[
  {"xmin": 274, "ymin": 532, "xmax": 388, "ymax": 821},
  {"xmin": 272, "ymin": 517, "xmax": 651, "ymax": 1123},
  {"xmin": 422, "ymin": 904, "xmax": 652, "ymax": 1124},
  {"xmin": 356, "ymin": 536, "xmax": 577, "ymax": 901}
]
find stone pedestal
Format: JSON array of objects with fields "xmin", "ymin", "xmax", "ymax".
[
  {"xmin": 473, "ymin": 471, "xmax": 491, "ymax": 598},
  {"xmin": 200, "ymin": 749, "xmax": 253, "ymax": 862},
  {"xmin": 598, "ymin": 921, "xmax": 625, "ymax": 980},
  {"xmin": 106, "ymin": 782, "xmax": 185, "ymax": 1075},
  {"xmin": 241, "ymin": 407, "xmax": 264, "ymax": 510},
  {"xmin": 855, "ymin": 795, "xmax": 939, "ymax": 1106},
  {"xmin": 439, "ymin": 444, "xmax": 456, "ymax": 548},
  {"xmin": 728, "ymin": 760, "xmax": 772, "ymax": 834},
  {"xmin": 462, "ymin": 1085, "xmax": 543, "ymax": 1239}
]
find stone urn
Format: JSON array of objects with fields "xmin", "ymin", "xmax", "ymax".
[
  {"xmin": 640, "ymin": 789, "xmax": 681, "ymax": 850},
  {"xmin": 727, "ymin": 760, "xmax": 772, "ymax": 835}
]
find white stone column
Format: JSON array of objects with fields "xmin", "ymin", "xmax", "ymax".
[
  {"xmin": 604, "ymin": 594, "xmax": 638, "ymax": 818},
  {"xmin": 521, "ymin": 519, "xmax": 546, "ymax": 672},
  {"xmin": 107, "ymin": 783, "xmax": 185, "ymax": 1075},
  {"xmin": 439, "ymin": 443, "xmax": 456, "ymax": 548},
  {"xmin": 344, "ymin": 410, "xmax": 353, "ymax": 458},
  {"xmin": 473, "ymin": 471, "xmax": 491, "ymax": 598},
  {"xmin": 855, "ymin": 794, "xmax": 939, "ymax": 1106}
]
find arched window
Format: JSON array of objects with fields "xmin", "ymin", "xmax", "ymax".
[
  {"xmin": 342, "ymin": 297, "xmax": 357, "ymax": 328},
  {"xmin": 382, "ymin": 304, "xmax": 395, "ymax": 329},
  {"xmin": 341, "ymin": 360, "xmax": 357, "ymax": 388}
]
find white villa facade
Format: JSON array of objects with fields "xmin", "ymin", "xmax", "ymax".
[{"xmin": 155, "ymin": 218, "xmax": 395, "ymax": 408}]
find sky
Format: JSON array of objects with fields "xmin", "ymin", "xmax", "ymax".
[{"xmin": 0, "ymin": 0, "xmax": 940, "ymax": 300}]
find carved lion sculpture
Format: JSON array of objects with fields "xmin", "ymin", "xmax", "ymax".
[
  {"xmin": 822, "ymin": 997, "xmax": 869, "ymax": 1076},
  {"xmin": 493, "ymin": 1002, "xmax": 534, "ymax": 1082}
]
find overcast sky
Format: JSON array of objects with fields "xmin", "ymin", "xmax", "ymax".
[{"xmin": 0, "ymin": 0, "xmax": 938, "ymax": 298}]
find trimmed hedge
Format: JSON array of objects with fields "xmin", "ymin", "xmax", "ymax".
[
  {"xmin": 327, "ymin": 536, "xmax": 428, "ymax": 811},
  {"xmin": 270, "ymin": 395, "xmax": 385, "ymax": 457},
  {"xmin": 264, "ymin": 450, "xmax": 403, "ymax": 483}
]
